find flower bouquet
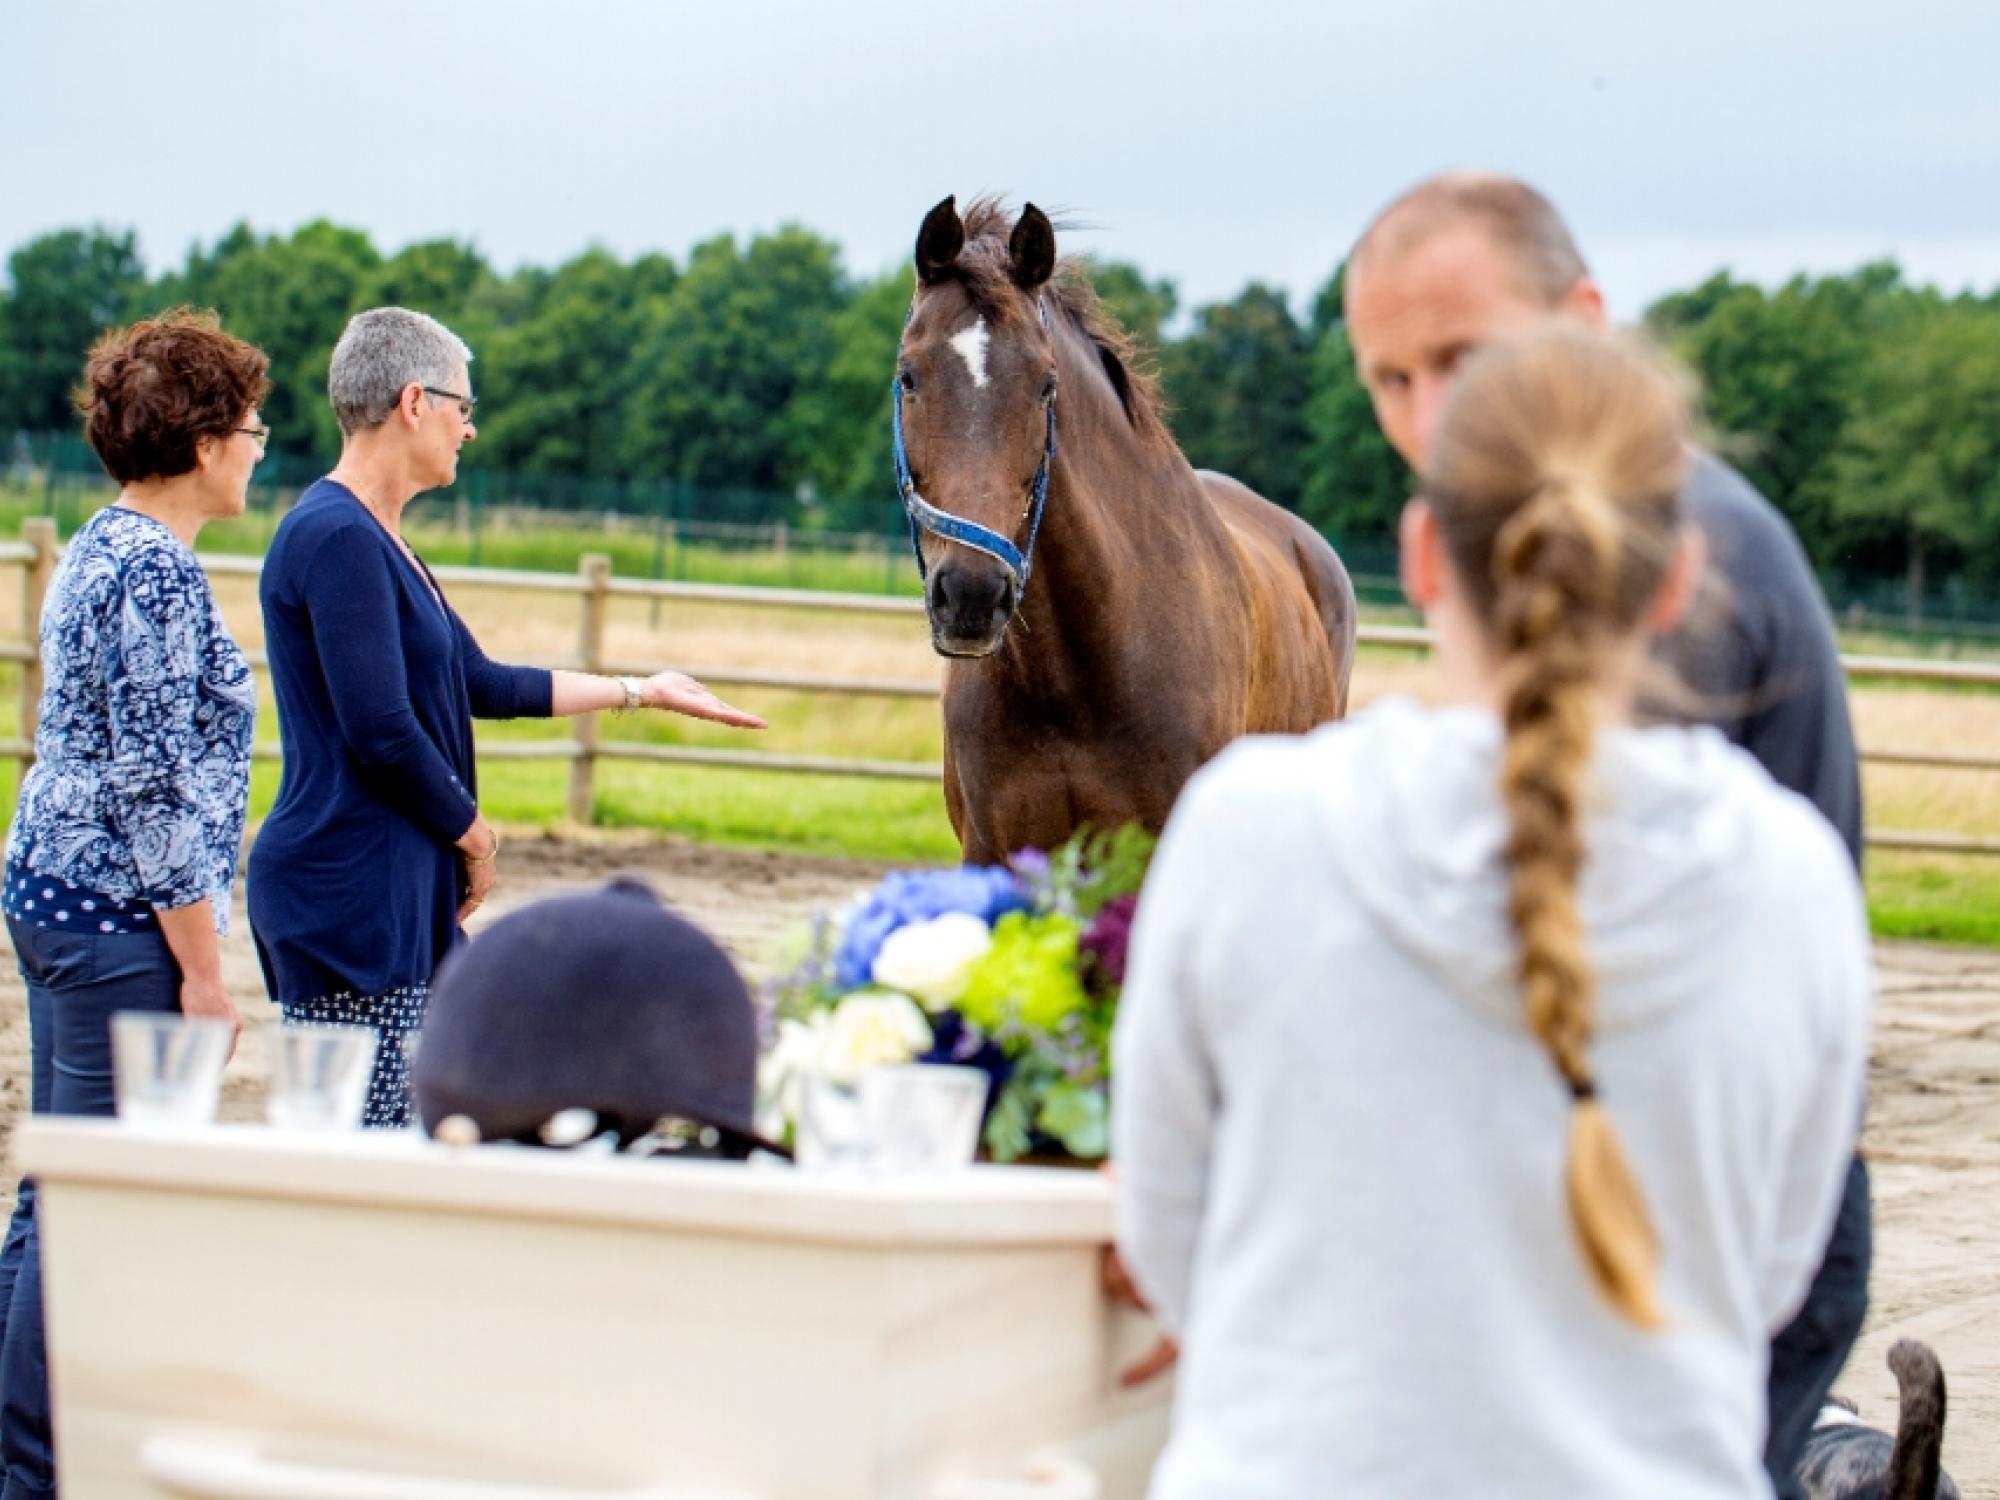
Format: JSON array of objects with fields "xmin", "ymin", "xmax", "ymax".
[{"xmin": 760, "ymin": 825, "xmax": 1154, "ymax": 1163}]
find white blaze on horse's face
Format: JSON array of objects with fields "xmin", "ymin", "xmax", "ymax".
[{"xmin": 949, "ymin": 317, "xmax": 992, "ymax": 391}]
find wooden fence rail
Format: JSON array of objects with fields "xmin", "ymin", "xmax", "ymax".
[{"xmin": 5, "ymin": 519, "xmax": 1997, "ymax": 856}]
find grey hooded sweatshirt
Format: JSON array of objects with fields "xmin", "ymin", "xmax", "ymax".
[{"xmin": 1113, "ymin": 698, "xmax": 1870, "ymax": 1500}]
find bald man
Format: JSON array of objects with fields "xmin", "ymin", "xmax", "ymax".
[{"xmin": 1342, "ymin": 173, "xmax": 1868, "ymax": 1500}]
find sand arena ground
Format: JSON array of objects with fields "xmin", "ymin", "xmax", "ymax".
[{"xmin": 0, "ymin": 835, "xmax": 1995, "ymax": 1494}]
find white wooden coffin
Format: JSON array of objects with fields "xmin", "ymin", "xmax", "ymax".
[{"xmin": 17, "ymin": 1121, "xmax": 1170, "ymax": 1500}]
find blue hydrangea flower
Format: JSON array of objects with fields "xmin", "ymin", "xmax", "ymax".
[{"xmin": 831, "ymin": 866, "xmax": 1029, "ymax": 989}]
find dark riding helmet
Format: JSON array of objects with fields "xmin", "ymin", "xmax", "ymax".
[{"xmin": 414, "ymin": 877, "xmax": 788, "ymax": 1160}]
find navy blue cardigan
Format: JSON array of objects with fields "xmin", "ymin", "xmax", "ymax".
[{"xmin": 248, "ymin": 480, "xmax": 552, "ymax": 1004}]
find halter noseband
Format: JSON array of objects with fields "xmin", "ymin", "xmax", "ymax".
[{"xmin": 892, "ymin": 297, "xmax": 1058, "ymax": 593}]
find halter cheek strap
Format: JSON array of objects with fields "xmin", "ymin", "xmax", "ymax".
[{"xmin": 892, "ymin": 298, "xmax": 1059, "ymax": 593}]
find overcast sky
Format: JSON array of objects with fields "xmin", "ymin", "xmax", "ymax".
[{"xmin": 6, "ymin": 0, "xmax": 1996, "ymax": 322}]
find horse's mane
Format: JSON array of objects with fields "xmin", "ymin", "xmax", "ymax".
[{"xmin": 953, "ymin": 197, "xmax": 1172, "ymax": 448}]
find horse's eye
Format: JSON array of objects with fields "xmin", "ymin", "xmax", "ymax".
[
  {"xmin": 1039, "ymin": 370, "xmax": 1058, "ymax": 402},
  {"xmin": 899, "ymin": 369, "xmax": 918, "ymax": 396}
]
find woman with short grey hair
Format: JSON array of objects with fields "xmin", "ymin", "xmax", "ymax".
[{"xmin": 248, "ymin": 307, "xmax": 765, "ymax": 1127}]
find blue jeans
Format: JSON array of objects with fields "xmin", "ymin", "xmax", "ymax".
[
  {"xmin": 1766, "ymin": 1153, "xmax": 1873, "ymax": 1500},
  {"xmin": 0, "ymin": 916, "xmax": 181, "ymax": 1500}
]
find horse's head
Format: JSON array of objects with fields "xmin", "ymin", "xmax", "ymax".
[{"xmin": 898, "ymin": 195, "xmax": 1060, "ymax": 658}]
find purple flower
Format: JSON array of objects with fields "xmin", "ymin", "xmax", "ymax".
[
  {"xmin": 1008, "ymin": 848, "xmax": 1051, "ymax": 883},
  {"xmin": 1079, "ymin": 893, "xmax": 1137, "ymax": 992},
  {"xmin": 750, "ymin": 988, "xmax": 779, "ymax": 1053},
  {"xmin": 832, "ymin": 866, "xmax": 1029, "ymax": 989}
]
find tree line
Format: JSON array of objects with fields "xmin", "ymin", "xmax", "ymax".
[{"xmin": 1, "ymin": 221, "xmax": 1996, "ymax": 604}]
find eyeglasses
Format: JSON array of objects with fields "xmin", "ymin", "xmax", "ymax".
[
  {"xmin": 234, "ymin": 426, "xmax": 271, "ymax": 450},
  {"xmin": 421, "ymin": 386, "xmax": 479, "ymax": 421}
]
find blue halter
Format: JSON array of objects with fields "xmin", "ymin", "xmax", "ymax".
[{"xmin": 892, "ymin": 298, "xmax": 1058, "ymax": 593}]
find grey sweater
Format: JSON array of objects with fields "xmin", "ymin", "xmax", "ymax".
[
  {"xmin": 1113, "ymin": 701, "xmax": 1871, "ymax": 1499},
  {"xmin": 1667, "ymin": 452, "xmax": 1862, "ymax": 868}
]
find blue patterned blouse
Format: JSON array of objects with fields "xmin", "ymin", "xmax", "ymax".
[{"xmin": 3, "ymin": 507, "xmax": 256, "ymax": 933}]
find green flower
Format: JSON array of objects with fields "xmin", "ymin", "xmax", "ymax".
[
  {"xmin": 959, "ymin": 912, "xmax": 1090, "ymax": 1035},
  {"xmin": 1038, "ymin": 1081, "xmax": 1109, "ymax": 1160}
]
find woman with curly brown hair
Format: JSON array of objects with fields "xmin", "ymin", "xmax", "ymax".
[
  {"xmin": 1113, "ymin": 326, "xmax": 1872, "ymax": 1498},
  {"xmin": 0, "ymin": 309, "xmax": 267, "ymax": 1500}
]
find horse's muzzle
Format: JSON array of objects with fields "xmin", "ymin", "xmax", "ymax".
[{"xmin": 926, "ymin": 562, "xmax": 1018, "ymax": 657}]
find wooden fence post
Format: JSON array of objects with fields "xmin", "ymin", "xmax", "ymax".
[
  {"xmin": 567, "ymin": 553, "xmax": 612, "ymax": 826},
  {"xmin": 17, "ymin": 518, "xmax": 57, "ymax": 785}
]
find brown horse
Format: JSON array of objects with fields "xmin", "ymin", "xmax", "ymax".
[{"xmin": 896, "ymin": 197, "xmax": 1357, "ymax": 863}]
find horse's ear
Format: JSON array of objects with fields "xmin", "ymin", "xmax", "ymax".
[
  {"xmin": 1010, "ymin": 204, "xmax": 1056, "ymax": 290},
  {"xmin": 915, "ymin": 196, "xmax": 965, "ymax": 285}
]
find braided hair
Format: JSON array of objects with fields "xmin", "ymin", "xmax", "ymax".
[{"xmin": 1425, "ymin": 325, "xmax": 1691, "ymax": 1327}]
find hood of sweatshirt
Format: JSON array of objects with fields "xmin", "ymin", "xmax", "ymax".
[{"xmin": 1314, "ymin": 697, "xmax": 1779, "ymax": 1034}]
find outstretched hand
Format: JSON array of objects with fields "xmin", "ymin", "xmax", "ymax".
[{"xmin": 641, "ymin": 671, "xmax": 768, "ymax": 730}]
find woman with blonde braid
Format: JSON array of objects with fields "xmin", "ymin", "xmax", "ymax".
[{"xmin": 1112, "ymin": 325, "xmax": 1871, "ymax": 1499}]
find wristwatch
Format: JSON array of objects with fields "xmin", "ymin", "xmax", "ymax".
[{"xmin": 616, "ymin": 675, "xmax": 646, "ymax": 714}]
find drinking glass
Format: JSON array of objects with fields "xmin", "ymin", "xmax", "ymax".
[
  {"xmin": 111, "ymin": 1014, "xmax": 233, "ymax": 1124},
  {"xmin": 860, "ymin": 1064, "xmax": 989, "ymax": 1173},
  {"xmin": 268, "ymin": 1023, "xmax": 378, "ymax": 1130},
  {"xmin": 795, "ymin": 1071, "xmax": 873, "ymax": 1171}
]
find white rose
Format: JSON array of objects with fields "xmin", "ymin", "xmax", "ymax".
[
  {"xmin": 869, "ymin": 912, "xmax": 994, "ymax": 1011},
  {"xmin": 818, "ymin": 990, "xmax": 934, "ymax": 1085}
]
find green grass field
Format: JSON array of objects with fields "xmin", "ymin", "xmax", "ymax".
[
  {"xmin": 3, "ymin": 484, "xmax": 1998, "ymax": 944},
  {"xmin": 2, "ymin": 481, "xmax": 926, "ymax": 598},
  {"xmin": 0, "ymin": 672, "xmax": 961, "ymax": 869},
  {"xmin": 1865, "ymin": 853, "xmax": 2000, "ymax": 947}
]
